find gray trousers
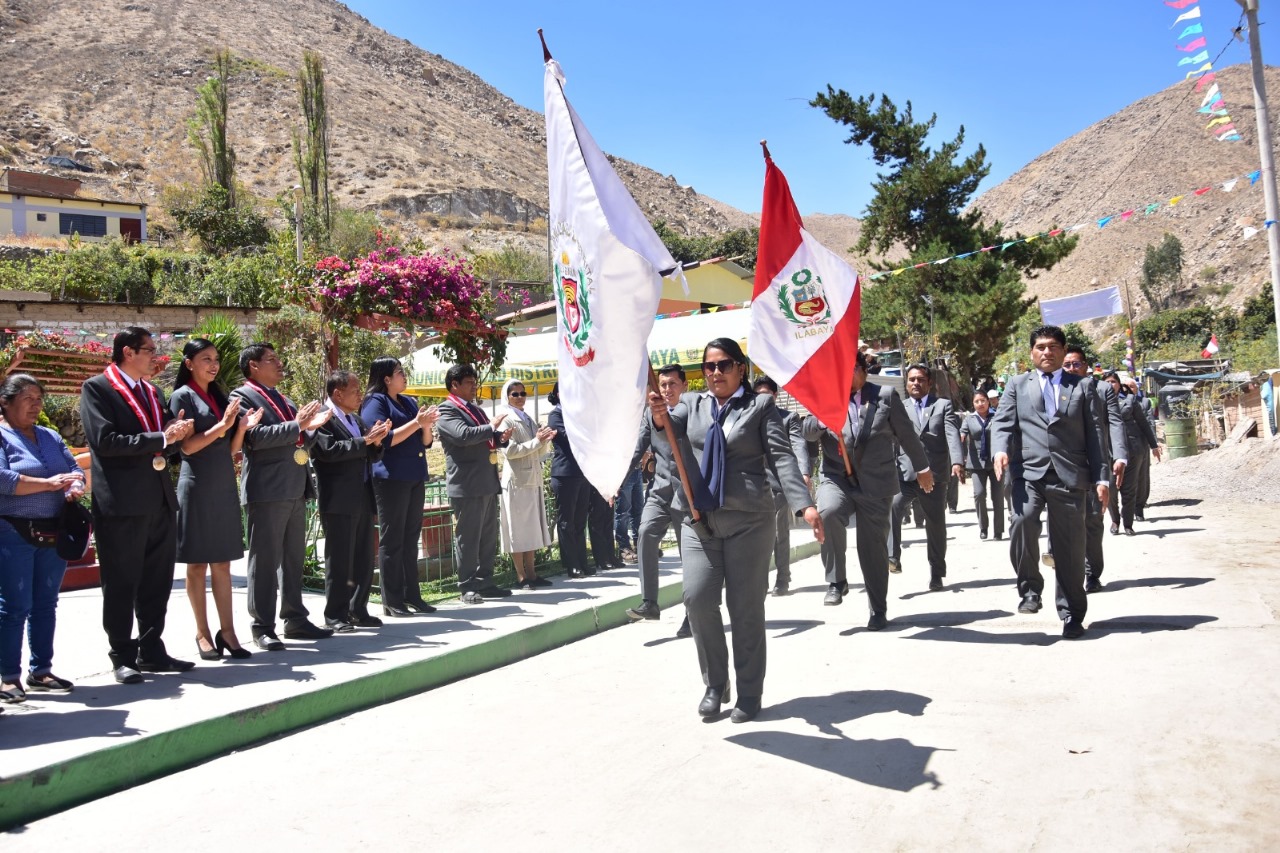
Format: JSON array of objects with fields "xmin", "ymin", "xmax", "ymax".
[
  {"xmin": 636, "ymin": 489, "xmax": 680, "ymax": 603},
  {"xmin": 890, "ymin": 476, "xmax": 948, "ymax": 581},
  {"xmin": 1009, "ymin": 474, "xmax": 1087, "ymax": 622},
  {"xmin": 452, "ymin": 494, "xmax": 499, "ymax": 592},
  {"xmin": 970, "ymin": 467, "xmax": 1005, "ymax": 538},
  {"xmin": 816, "ymin": 480, "xmax": 894, "ymax": 617},
  {"xmin": 1115, "ymin": 449, "xmax": 1148, "ymax": 529},
  {"xmin": 245, "ymin": 499, "xmax": 310, "ymax": 634},
  {"xmin": 681, "ymin": 509, "xmax": 774, "ymax": 700},
  {"xmin": 1084, "ymin": 488, "xmax": 1106, "ymax": 582},
  {"xmin": 771, "ymin": 489, "xmax": 792, "ymax": 587}
]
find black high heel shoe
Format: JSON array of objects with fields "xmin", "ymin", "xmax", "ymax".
[
  {"xmin": 197, "ymin": 636, "xmax": 222, "ymax": 661},
  {"xmin": 215, "ymin": 630, "xmax": 252, "ymax": 660}
]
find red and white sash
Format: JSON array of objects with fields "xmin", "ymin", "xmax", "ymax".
[
  {"xmin": 244, "ymin": 380, "xmax": 302, "ymax": 447},
  {"xmin": 446, "ymin": 393, "xmax": 494, "ymax": 449},
  {"xmin": 104, "ymin": 364, "xmax": 162, "ymax": 432}
]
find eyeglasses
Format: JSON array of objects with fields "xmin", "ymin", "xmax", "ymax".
[
  {"xmin": 702, "ymin": 359, "xmax": 738, "ymax": 374},
  {"xmin": 1062, "ymin": 361, "xmax": 1086, "ymax": 369},
  {"xmin": 137, "ymin": 346, "xmax": 157, "ymax": 354},
  {"xmin": 509, "ymin": 391, "xmax": 527, "ymax": 398}
]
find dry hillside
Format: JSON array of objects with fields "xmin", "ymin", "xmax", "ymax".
[{"xmin": 0, "ymin": 0, "xmax": 752, "ymax": 250}]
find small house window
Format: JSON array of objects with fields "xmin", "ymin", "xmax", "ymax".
[
  {"xmin": 59, "ymin": 213, "xmax": 107, "ymax": 237},
  {"xmin": 36, "ymin": 213, "xmax": 46, "ymax": 222}
]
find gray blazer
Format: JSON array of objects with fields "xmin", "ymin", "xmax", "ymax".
[
  {"xmin": 1117, "ymin": 393, "xmax": 1159, "ymax": 452},
  {"xmin": 990, "ymin": 370, "xmax": 1107, "ymax": 490},
  {"xmin": 436, "ymin": 398, "xmax": 504, "ymax": 499},
  {"xmin": 230, "ymin": 383, "xmax": 317, "ymax": 504},
  {"xmin": 802, "ymin": 382, "xmax": 928, "ymax": 500},
  {"xmin": 961, "ymin": 411, "xmax": 997, "ymax": 472},
  {"xmin": 763, "ymin": 409, "xmax": 809, "ymax": 493},
  {"xmin": 895, "ymin": 394, "xmax": 963, "ymax": 480},
  {"xmin": 631, "ymin": 408, "xmax": 679, "ymax": 502},
  {"xmin": 664, "ymin": 390, "xmax": 812, "ymax": 516},
  {"xmin": 1088, "ymin": 377, "xmax": 1129, "ymax": 464}
]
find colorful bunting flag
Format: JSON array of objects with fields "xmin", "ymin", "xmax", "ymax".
[
  {"xmin": 1171, "ymin": 6, "xmax": 1203, "ymax": 25},
  {"xmin": 1177, "ymin": 36, "xmax": 1207, "ymax": 51},
  {"xmin": 1166, "ymin": 0, "xmax": 1199, "ymax": 9},
  {"xmin": 1178, "ymin": 23, "xmax": 1204, "ymax": 39}
]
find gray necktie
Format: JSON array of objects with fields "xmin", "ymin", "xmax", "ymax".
[{"xmin": 1041, "ymin": 373, "xmax": 1058, "ymax": 418}]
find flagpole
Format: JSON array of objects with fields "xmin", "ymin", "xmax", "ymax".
[{"xmin": 646, "ymin": 363, "xmax": 701, "ymax": 522}]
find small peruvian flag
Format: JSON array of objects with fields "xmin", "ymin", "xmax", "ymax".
[
  {"xmin": 1201, "ymin": 334, "xmax": 1220, "ymax": 358},
  {"xmin": 749, "ymin": 144, "xmax": 861, "ymax": 432}
]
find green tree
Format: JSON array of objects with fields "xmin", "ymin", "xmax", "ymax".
[
  {"xmin": 165, "ymin": 184, "xmax": 272, "ymax": 256},
  {"xmin": 293, "ymin": 50, "xmax": 332, "ymax": 242},
  {"xmin": 811, "ymin": 89, "xmax": 1076, "ymax": 384},
  {"xmin": 188, "ymin": 49, "xmax": 238, "ymax": 208},
  {"xmin": 471, "ymin": 242, "xmax": 549, "ymax": 283},
  {"xmin": 652, "ymin": 221, "xmax": 759, "ymax": 271},
  {"xmin": 1139, "ymin": 233, "xmax": 1184, "ymax": 312}
]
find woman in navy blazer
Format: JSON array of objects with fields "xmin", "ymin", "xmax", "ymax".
[
  {"xmin": 360, "ymin": 357, "xmax": 438, "ymax": 617},
  {"xmin": 547, "ymin": 383, "xmax": 591, "ymax": 578}
]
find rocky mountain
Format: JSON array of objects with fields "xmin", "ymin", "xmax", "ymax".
[{"xmin": 0, "ymin": 0, "xmax": 752, "ymax": 249}]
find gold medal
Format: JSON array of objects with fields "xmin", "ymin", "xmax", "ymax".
[
  {"xmin": 293, "ymin": 447, "xmax": 310, "ymax": 465},
  {"xmin": 152, "ymin": 456, "xmax": 166, "ymax": 471},
  {"xmin": 489, "ymin": 450, "xmax": 499, "ymax": 465}
]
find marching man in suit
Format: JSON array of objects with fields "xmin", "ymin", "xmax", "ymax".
[
  {"xmin": 803, "ymin": 350, "xmax": 929, "ymax": 629},
  {"xmin": 437, "ymin": 363, "xmax": 513, "ymax": 604},
  {"xmin": 961, "ymin": 389, "xmax": 1004, "ymax": 542},
  {"xmin": 80, "ymin": 326, "xmax": 195, "ymax": 683},
  {"xmin": 992, "ymin": 325, "xmax": 1108, "ymax": 639},
  {"xmin": 230, "ymin": 343, "xmax": 333, "ymax": 651},
  {"xmin": 312, "ymin": 370, "xmax": 391, "ymax": 632},
  {"xmin": 752, "ymin": 375, "xmax": 810, "ymax": 597},
  {"xmin": 889, "ymin": 364, "xmax": 964, "ymax": 591}
]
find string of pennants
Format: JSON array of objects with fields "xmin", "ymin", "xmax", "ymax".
[
  {"xmin": 1166, "ymin": 0, "xmax": 1243, "ymax": 142},
  {"xmin": 865, "ymin": 166, "xmax": 1270, "ymax": 281},
  {"xmin": 500, "ymin": 299, "xmax": 753, "ymax": 337}
]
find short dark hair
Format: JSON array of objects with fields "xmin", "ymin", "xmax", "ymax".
[
  {"xmin": 752, "ymin": 375, "xmax": 779, "ymax": 394},
  {"xmin": 1064, "ymin": 344, "xmax": 1086, "ymax": 359},
  {"xmin": 657, "ymin": 363, "xmax": 686, "ymax": 382},
  {"xmin": 239, "ymin": 342, "xmax": 275, "ymax": 379},
  {"xmin": 855, "ymin": 350, "xmax": 871, "ymax": 372},
  {"xmin": 0, "ymin": 373, "xmax": 44, "ymax": 408},
  {"xmin": 547, "ymin": 381, "xmax": 560, "ymax": 406},
  {"xmin": 1102, "ymin": 370, "xmax": 1120, "ymax": 382},
  {"xmin": 112, "ymin": 326, "xmax": 151, "ymax": 364},
  {"xmin": 326, "ymin": 369, "xmax": 359, "ymax": 398},
  {"xmin": 445, "ymin": 363, "xmax": 477, "ymax": 392},
  {"xmin": 905, "ymin": 363, "xmax": 931, "ymax": 381},
  {"xmin": 365, "ymin": 356, "xmax": 402, "ymax": 397},
  {"xmin": 1029, "ymin": 325, "xmax": 1067, "ymax": 348}
]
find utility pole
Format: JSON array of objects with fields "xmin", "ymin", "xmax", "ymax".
[{"xmin": 1238, "ymin": 0, "xmax": 1280, "ymax": 366}]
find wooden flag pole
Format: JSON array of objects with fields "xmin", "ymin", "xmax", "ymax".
[
  {"xmin": 646, "ymin": 362, "xmax": 701, "ymax": 522},
  {"xmin": 837, "ymin": 435, "xmax": 854, "ymax": 479}
]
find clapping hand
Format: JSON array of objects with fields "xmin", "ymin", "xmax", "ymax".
[
  {"xmin": 416, "ymin": 405, "xmax": 439, "ymax": 430},
  {"xmin": 164, "ymin": 409, "xmax": 195, "ymax": 443},
  {"xmin": 365, "ymin": 418, "xmax": 393, "ymax": 445},
  {"xmin": 500, "ymin": 426, "xmax": 514, "ymax": 442},
  {"xmin": 218, "ymin": 397, "xmax": 242, "ymax": 434},
  {"xmin": 535, "ymin": 426, "xmax": 556, "ymax": 442},
  {"xmin": 490, "ymin": 412, "xmax": 507, "ymax": 429},
  {"xmin": 296, "ymin": 401, "xmax": 332, "ymax": 431},
  {"xmin": 242, "ymin": 407, "xmax": 265, "ymax": 430}
]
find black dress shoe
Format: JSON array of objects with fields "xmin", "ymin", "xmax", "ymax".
[
  {"xmin": 1134, "ymin": 512, "xmax": 1145, "ymax": 522},
  {"xmin": 382, "ymin": 605, "xmax": 414, "ymax": 618},
  {"xmin": 136, "ymin": 655, "xmax": 196, "ymax": 673},
  {"xmin": 531, "ymin": 576, "xmax": 553, "ymax": 587},
  {"xmin": 283, "ymin": 622, "xmax": 335, "ymax": 640},
  {"xmin": 113, "ymin": 664, "xmax": 143, "ymax": 684},
  {"xmin": 979, "ymin": 530, "xmax": 988, "ymax": 540},
  {"xmin": 1017, "ymin": 593, "xmax": 1043, "ymax": 614},
  {"xmin": 1063, "ymin": 618, "xmax": 1086, "ymax": 639},
  {"xmin": 1085, "ymin": 578, "xmax": 1104, "ymax": 593},
  {"xmin": 823, "ymin": 584, "xmax": 843, "ymax": 606},
  {"xmin": 626, "ymin": 600, "xmax": 660, "ymax": 621},
  {"xmin": 994, "ymin": 532, "xmax": 1003, "ymax": 541},
  {"xmin": 771, "ymin": 584, "xmax": 790, "ymax": 596},
  {"xmin": 1110, "ymin": 523, "xmax": 1120, "ymax": 535},
  {"xmin": 887, "ymin": 557, "xmax": 902, "ymax": 574},
  {"xmin": 325, "ymin": 620, "xmax": 356, "ymax": 633},
  {"xmin": 730, "ymin": 696, "xmax": 762, "ymax": 723},
  {"xmin": 697, "ymin": 682, "xmax": 731, "ymax": 717},
  {"xmin": 405, "ymin": 599, "xmax": 437, "ymax": 614},
  {"xmin": 928, "ymin": 578, "xmax": 944, "ymax": 591},
  {"xmin": 350, "ymin": 614, "xmax": 383, "ymax": 628},
  {"xmin": 253, "ymin": 632, "xmax": 286, "ymax": 651},
  {"xmin": 866, "ymin": 613, "xmax": 888, "ymax": 631},
  {"xmin": 478, "ymin": 585, "xmax": 514, "ymax": 598},
  {"xmin": 675, "ymin": 618, "xmax": 692, "ymax": 639},
  {"xmin": 1123, "ymin": 527, "xmax": 1135, "ymax": 536}
]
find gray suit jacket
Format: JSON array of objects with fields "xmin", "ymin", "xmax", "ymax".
[
  {"xmin": 664, "ymin": 390, "xmax": 811, "ymax": 516},
  {"xmin": 1117, "ymin": 393, "xmax": 1159, "ymax": 452},
  {"xmin": 631, "ymin": 408, "xmax": 679, "ymax": 502},
  {"xmin": 230, "ymin": 383, "xmax": 317, "ymax": 504},
  {"xmin": 990, "ymin": 370, "xmax": 1107, "ymax": 490},
  {"xmin": 802, "ymin": 383, "xmax": 927, "ymax": 500},
  {"xmin": 763, "ymin": 409, "xmax": 809, "ymax": 493},
  {"xmin": 436, "ymin": 398, "xmax": 504, "ymax": 499},
  {"xmin": 896, "ymin": 394, "xmax": 962, "ymax": 480},
  {"xmin": 1088, "ymin": 377, "xmax": 1128, "ymax": 464},
  {"xmin": 961, "ymin": 411, "xmax": 997, "ymax": 471}
]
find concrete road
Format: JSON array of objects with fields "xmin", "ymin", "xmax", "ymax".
[{"xmin": 8, "ymin": 493, "xmax": 1280, "ymax": 851}]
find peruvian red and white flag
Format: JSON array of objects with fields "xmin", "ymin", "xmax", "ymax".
[
  {"xmin": 542, "ymin": 38, "xmax": 681, "ymax": 497},
  {"xmin": 749, "ymin": 148, "xmax": 861, "ymax": 431},
  {"xmin": 1202, "ymin": 333, "xmax": 1220, "ymax": 358}
]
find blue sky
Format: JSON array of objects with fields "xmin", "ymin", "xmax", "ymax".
[{"xmin": 346, "ymin": 0, "xmax": 1261, "ymax": 218}]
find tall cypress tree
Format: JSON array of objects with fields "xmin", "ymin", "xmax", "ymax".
[
  {"xmin": 293, "ymin": 50, "xmax": 332, "ymax": 239},
  {"xmin": 811, "ymin": 88, "xmax": 1076, "ymax": 383},
  {"xmin": 187, "ymin": 48, "xmax": 237, "ymax": 209}
]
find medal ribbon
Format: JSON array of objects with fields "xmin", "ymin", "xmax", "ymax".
[
  {"xmin": 245, "ymin": 380, "xmax": 303, "ymax": 447},
  {"xmin": 446, "ymin": 394, "xmax": 495, "ymax": 449}
]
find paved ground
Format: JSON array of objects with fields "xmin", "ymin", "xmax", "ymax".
[{"xmin": 5, "ymin": 479, "xmax": 1280, "ymax": 850}]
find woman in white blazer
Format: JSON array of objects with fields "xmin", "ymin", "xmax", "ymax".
[{"xmin": 497, "ymin": 380, "xmax": 556, "ymax": 589}]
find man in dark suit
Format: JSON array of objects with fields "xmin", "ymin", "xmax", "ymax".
[
  {"xmin": 625, "ymin": 364, "xmax": 687, "ymax": 621},
  {"xmin": 802, "ymin": 351, "xmax": 929, "ymax": 630},
  {"xmin": 230, "ymin": 343, "xmax": 333, "ymax": 651},
  {"xmin": 312, "ymin": 370, "xmax": 392, "ymax": 632},
  {"xmin": 752, "ymin": 376, "xmax": 810, "ymax": 596},
  {"xmin": 961, "ymin": 389, "xmax": 1004, "ymax": 541},
  {"xmin": 80, "ymin": 327, "xmax": 195, "ymax": 683},
  {"xmin": 1128, "ymin": 378, "xmax": 1159, "ymax": 521},
  {"xmin": 889, "ymin": 364, "xmax": 964, "ymax": 591},
  {"xmin": 992, "ymin": 325, "xmax": 1108, "ymax": 639},
  {"xmin": 1103, "ymin": 373, "xmax": 1160, "ymax": 535},
  {"xmin": 437, "ymin": 363, "xmax": 513, "ymax": 604},
  {"xmin": 1063, "ymin": 348, "xmax": 1127, "ymax": 592}
]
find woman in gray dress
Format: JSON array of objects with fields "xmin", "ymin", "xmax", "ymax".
[{"xmin": 170, "ymin": 338, "xmax": 262, "ymax": 660}]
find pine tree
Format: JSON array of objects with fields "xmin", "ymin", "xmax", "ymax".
[{"xmin": 187, "ymin": 49, "xmax": 237, "ymax": 209}]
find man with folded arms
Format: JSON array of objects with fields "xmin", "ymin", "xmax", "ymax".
[
  {"xmin": 312, "ymin": 370, "xmax": 392, "ymax": 632},
  {"xmin": 80, "ymin": 327, "xmax": 195, "ymax": 683},
  {"xmin": 230, "ymin": 343, "xmax": 333, "ymax": 650}
]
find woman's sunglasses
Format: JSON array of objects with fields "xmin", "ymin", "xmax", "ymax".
[
  {"xmin": 702, "ymin": 359, "xmax": 738, "ymax": 374},
  {"xmin": 509, "ymin": 391, "xmax": 527, "ymax": 398}
]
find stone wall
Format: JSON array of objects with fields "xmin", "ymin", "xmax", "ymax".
[{"xmin": 0, "ymin": 300, "xmax": 278, "ymax": 339}]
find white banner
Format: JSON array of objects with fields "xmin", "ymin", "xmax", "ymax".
[{"xmin": 1040, "ymin": 285, "xmax": 1124, "ymax": 326}]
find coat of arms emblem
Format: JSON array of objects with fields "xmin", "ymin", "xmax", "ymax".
[
  {"xmin": 552, "ymin": 223, "xmax": 595, "ymax": 367},
  {"xmin": 778, "ymin": 268, "xmax": 832, "ymax": 326}
]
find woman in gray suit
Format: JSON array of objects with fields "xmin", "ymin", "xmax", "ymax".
[{"xmin": 650, "ymin": 338, "xmax": 820, "ymax": 723}]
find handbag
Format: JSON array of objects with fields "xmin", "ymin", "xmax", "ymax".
[
  {"xmin": 2, "ymin": 515, "xmax": 61, "ymax": 549},
  {"xmin": 57, "ymin": 500, "xmax": 93, "ymax": 561}
]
